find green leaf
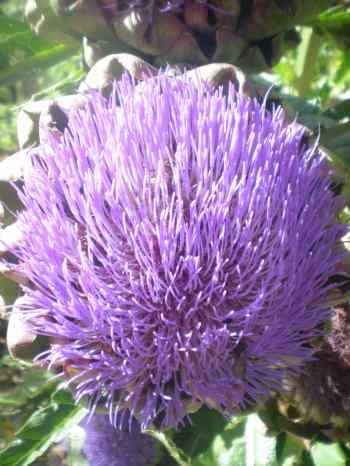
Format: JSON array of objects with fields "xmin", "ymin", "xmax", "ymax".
[
  {"xmin": 321, "ymin": 122, "xmax": 350, "ymax": 169},
  {"xmin": 278, "ymin": 433, "xmax": 305, "ymax": 466},
  {"xmin": 316, "ymin": 6, "xmax": 350, "ymax": 28},
  {"xmin": 245, "ymin": 414, "xmax": 278, "ymax": 466},
  {"xmin": 174, "ymin": 407, "xmax": 227, "ymax": 459},
  {"xmin": 51, "ymin": 387, "xmax": 76, "ymax": 405},
  {"xmin": 0, "ymin": 367, "xmax": 56, "ymax": 414},
  {"xmin": 194, "ymin": 418, "xmax": 246, "ymax": 466},
  {"xmin": 310, "ymin": 442, "xmax": 347, "ymax": 466},
  {"xmin": 0, "ymin": 13, "xmax": 58, "ymax": 59},
  {"xmin": 294, "ymin": 28, "xmax": 322, "ymax": 97},
  {"xmin": 323, "ymin": 99, "xmax": 350, "ymax": 120},
  {"xmin": 0, "ymin": 402, "xmax": 87, "ymax": 466},
  {"xmin": 0, "ymin": 43, "xmax": 79, "ymax": 86},
  {"xmin": 0, "ymin": 12, "xmax": 79, "ymax": 86}
]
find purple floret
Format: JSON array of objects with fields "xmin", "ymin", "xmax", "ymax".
[
  {"xmin": 82, "ymin": 413, "xmax": 155, "ymax": 466},
  {"xmin": 13, "ymin": 72, "xmax": 344, "ymax": 429}
]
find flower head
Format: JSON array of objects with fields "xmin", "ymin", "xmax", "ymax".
[
  {"xmin": 11, "ymin": 72, "xmax": 344, "ymax": 429},
  {"xmin": 82, "ymin": 413, "xmax": 155, "ymax": 466}
]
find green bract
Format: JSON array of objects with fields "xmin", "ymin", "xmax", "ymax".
[{"xmin": 25, "ymin": 0, "xmax": 333, "ymax": 72}]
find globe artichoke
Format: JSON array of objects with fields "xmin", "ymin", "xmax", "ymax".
[
  {"xmin": 1, "ymin": 57, "xmax": 346, "ymax": 430},
  {"xmin": 25, "ymin": 0, "xmax": 334, "ymax": 72}
]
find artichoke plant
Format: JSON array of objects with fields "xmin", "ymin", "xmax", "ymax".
[
  {"xmin": 1, "ymin": 53, "xmax": 348, "ymax": 432},
  {"xmin": 1, "ymin": 3, "xmax": 350, "ymax": 464},
  {"xmin": 25, "ymin": 0, "xmax": 334, "ymax": 71}
]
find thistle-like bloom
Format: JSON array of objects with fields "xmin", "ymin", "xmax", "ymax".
[
  {"xmin": 10, "ymin": 72, "xmax": 344, "ymax": 429},
  {"xmin": 82, "ymin": 413, "xmax": 155, "ymax": 466}
]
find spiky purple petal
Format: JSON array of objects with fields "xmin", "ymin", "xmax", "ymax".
[{"xmin": 12, "ymin": 72, "xmax": 344, "ymax": 429}]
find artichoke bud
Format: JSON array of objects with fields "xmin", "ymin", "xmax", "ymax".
[
  {"xmin": 25, "ymin": 0, "xmax": 331, "ymax": 72},
  {"xmin": 281, "ymin": 304, "xmax": 350, "ymax": 438},
  {"xmin": 25, "ymin": 0, "xmax": 78, "ymax": 43},
  {"xmin": 184, "ymin": 0, "xmax": 213, "ymax": 34},
  {"xmin": 49, "ymin": 0, "xmax": 115, "ymax": 41},
  {"xmin": 213, "ymin": 29, "xmax": 247, "ymax": 63},
  {"xmin": 114, "ymin": 11, "xmax": 187, "ymax": 56}
]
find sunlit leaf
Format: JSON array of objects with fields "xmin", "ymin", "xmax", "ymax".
[
  {"xmin": 245, "ymin": 414, "xmax": 278, "ymax": 466},
  {"xmin": 310, "ymin": 442, "xmax": 347, "ymax": 466},
  {"xmin": 0, "ymin": 401, "xmax": 86, "ymax": 466}
]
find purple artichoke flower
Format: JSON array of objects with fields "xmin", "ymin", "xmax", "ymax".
[
  {"xmin": 82, "ymin": 413, "xmax": 155, "ymax": 466},
  {"xmin": 9, "ymin": 72, "xmax": 344, "ymax": 429}
]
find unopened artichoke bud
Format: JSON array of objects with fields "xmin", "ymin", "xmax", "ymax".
[
  {"xmin": 212, "ymin": 29, "xmax": 247, "ymax": 64},
  {"xmin": 7, "ymin": 296, "xmax": 49, "ymax": 361},
  {"xmin": 26, "ymin": 0, "xmax": 331, "ymax": 72},
  {"xmin": 26, "ymin": 0, "xmax": 114, "ymax": 43},
  {"xmin": 79, "ymin": 53, "xmax": 157, "ymax": 96},
  {"xmin": 50, "ymin": 0, "xmax": 115, "ymax": 42},
  {"xmin": 281, "ymin": 303, "xmax": 350, "ymax": 436},
  {"xmin": 25, "ymin": 0, "xmax": 78, "ymax": 44}
]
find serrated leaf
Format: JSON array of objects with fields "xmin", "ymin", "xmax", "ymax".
[
  {"xmin": 0, "ymin": 402, "xmax": 87, "ymax": 466},
  {"xmin": 245, "ymin": 414, "xmax": 278, "ymax": 466},
  {"xmin": 310, "ymin": 442, "xmax": 347, "ymax": 466}
]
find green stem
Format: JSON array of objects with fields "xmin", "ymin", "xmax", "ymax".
[
  {"xmin": 146, "ymin": 430, "xmax": 192, "ymax": 466},
  {"xmin": 294, "ymin": 28, "xmax": 322, "ymax": 97}
]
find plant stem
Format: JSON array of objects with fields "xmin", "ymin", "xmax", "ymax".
[
  {"xmin": 294, "ymin": 28, "xmax": 322, "ymax": 97},
  {"xmin": 146, "ymin": 430, "xmax": 192, "ymax": 466}
]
